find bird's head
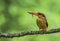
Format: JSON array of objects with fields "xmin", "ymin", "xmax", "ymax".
[{"xmin": 28, "ymin": 11, "xmax": 45, "ymax": 18}]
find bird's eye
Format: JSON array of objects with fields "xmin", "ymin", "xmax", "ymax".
[
  {"xmin": 38, "ymin": 13, "xmax": 41, "ymax": 15},
  {"xmin": 38, "ymin": 13, "xmax": 45, "ymax": 17}
]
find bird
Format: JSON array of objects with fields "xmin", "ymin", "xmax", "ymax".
[{"xmin": 28, "ymin": 11, "xmax": 48, "ymax": 32}]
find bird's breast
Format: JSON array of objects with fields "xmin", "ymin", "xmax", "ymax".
[{"xmin": 36, "ymin": 18, "xmax": 47, "ymax": 29}]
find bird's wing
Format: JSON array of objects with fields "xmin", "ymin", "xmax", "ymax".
[
  {"xmin": 36, "ymin": 18, "xmax": 48, "ymax": 28},
  {"xmin": 46, "ymin": 19, "xmax": 48, "ymax": 27}
]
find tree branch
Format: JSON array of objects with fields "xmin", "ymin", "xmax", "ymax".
[{"xmin": 0, "ymin": 28, "xmax": 60, "ymax": 38}]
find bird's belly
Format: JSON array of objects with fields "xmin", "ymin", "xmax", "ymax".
[{"xmin": 37, "ymin": 19, "xmax": 47, "ymax": 29}]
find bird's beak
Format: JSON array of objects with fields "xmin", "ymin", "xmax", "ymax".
[
  {"xmin": 28, "ymin": 11, "xmax": 33, "ymax": 17},
  {"xmin": 28, "ymin": 11, "xmax": 38, "ymax": 16}
]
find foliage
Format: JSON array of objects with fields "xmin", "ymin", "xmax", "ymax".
[{"xmin": 0, "ymin": 0, "xmax": 60, "ymax": 41}]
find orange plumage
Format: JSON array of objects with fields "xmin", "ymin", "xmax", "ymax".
[{"xmin": 28, "ymin": 11, "xmax": 48, "ymax": 32}]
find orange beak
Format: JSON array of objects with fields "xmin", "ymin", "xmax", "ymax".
[{"xmin": 28, "ymin": 11, "xmax": 39, "ymax": 16}]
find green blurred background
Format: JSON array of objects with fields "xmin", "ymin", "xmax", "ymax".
[{"xmin": 0, "ymin": 0, "xmax": 60, "ymax": 41}]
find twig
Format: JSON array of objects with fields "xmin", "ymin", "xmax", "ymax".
[{"xmin": 0, "ymin": 28, "xmax": 60, "ymax": 38}]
